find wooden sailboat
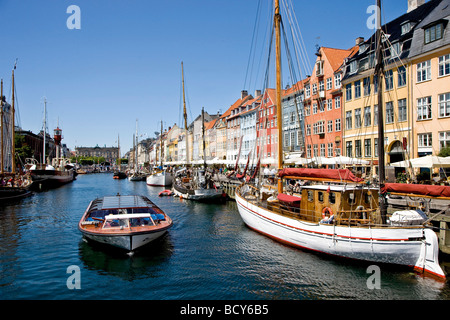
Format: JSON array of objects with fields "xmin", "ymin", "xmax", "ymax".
[
  {"xmin": 172, "ymin": 63, "xmax": 225, "ymax": 202},
  {"xmin": 146, "ymin": 121, "xmax": 173, "ymax": 186},
  {"xmin": 234, "ymin": 0, "xmax": 445, "ymax": 279},
  {"xmin": 0, "ymin": 71, "xmax": 32, "ymax": 201}
]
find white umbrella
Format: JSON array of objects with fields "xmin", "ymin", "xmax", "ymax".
[{"xmin": 390, "ymin": 155, "xmax": 450, "ymax": 168}]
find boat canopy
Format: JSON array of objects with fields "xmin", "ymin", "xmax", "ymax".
[
  {"xmin": 278, "ymin": 168, "xmax": 364, "ymax": 183},
  {"xmin": 105, "ymin": 213, "xmax": 152, "ymax": 220},
  {"xmin": 382, "ymin": 183, "xmax": 450, "ymax": 198},
  {"xmin": 277, "ymin": 193, "xmax": 301, "ymax": 204}
]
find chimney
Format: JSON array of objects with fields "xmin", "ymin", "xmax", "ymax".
[
  {"xmin": 407, "ymin": 0, "xmax": 425, "ymax": 13},
  {"xmin": 241, "ymin": 90, "xmax": 248, "ymax": 99},
  {"xmin": 254, "ymin": 89, "xmax": 261, "ymax": 97},
  {"xmin": 355, "ymin": 37, "xmax": 365, "ymax": 46}
]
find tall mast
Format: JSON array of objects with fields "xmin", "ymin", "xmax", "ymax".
[
  {"xmin": 1, "ymin": 79, "xmax": 3, "ymax": 175},
  {"xmin": 275, "ymin": 0, "xmax": 283, "ymax": 194},
  {"xmin": 202, "ymin": 107, "xmax": 206, "ymax": 168},
  {"xmin": 182, "ymin": 62, "xmax": 189, "ymax": 167},
  {"xmin": 43, "ymin": 98, "xmax": 47, "ymax": 165},
  {"xmin": 160, "ymin": 120, "xmax": 163, "ymax": 167},
  {"xmin": 11, "ymin": 68, "xmax": 15, "ymax": 173},
  {"xmin": 375, "ymin": 0, "xmax": 387, "ymax": 223}
]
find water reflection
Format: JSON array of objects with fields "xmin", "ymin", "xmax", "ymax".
[{"xmin": 78, "ymin": 234, "xmax": 174, "ymax": 281}]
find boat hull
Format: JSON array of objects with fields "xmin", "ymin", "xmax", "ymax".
[
  {"xmin": 173, "ymin": 184, "xmax": 224, "ymax": 201},
  {"xmin": 80, "ymin": 228, "xmax": 170, "ymax": 251},
  {"xmin": 147, "ymin": 172, "xmax": 173, "ymax": 186},
  {"xmin": 235, "ymin": 187, "xmax": 445, "ymax": 279},
  {"xmin": 30, "ymin": 169, "xmax": 75, "ymax": 188}
]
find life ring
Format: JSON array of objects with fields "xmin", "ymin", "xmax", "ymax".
[
  {"xmin": 322, "ymin": 207, "xmax": 333, "ymax": 220},
  {"xmin": 159, "ymin": 190, "xmax": 172, "ymax": 197}
]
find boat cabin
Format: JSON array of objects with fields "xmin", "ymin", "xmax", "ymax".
[{"xmin": 272, "ymin": 184, "xmax": 379, "ymax": 226}]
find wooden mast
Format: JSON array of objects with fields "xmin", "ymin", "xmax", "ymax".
[
  {"xmin": 202, "ymin": 107, "xmax": 206, "ymax": 168},
  {"xmin": 160, "ymin": 120, "xmax": 163, "ymax": 168},
  {"xmin": 275, "ymin": 0, "xmax": 283, "ymax": 194},
  {"xmin": 1, "ymin": 79, "xmax": 3, "ymax": 175},
  {"xmin": 375, "ymin": 0, "xmax": 387, "ymax": 223},
  {"xmin": 182, "ymin": 62, "xmax": 189, "ymax": 167},
  {"xmin": 11, "ymin": 68, "xmax": 15, "ymax": 174}
]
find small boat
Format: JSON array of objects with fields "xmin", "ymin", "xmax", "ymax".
[
  {"xmin": 113, "ymin": 171, "xmax": 127, "ymax": 179},
  {"xmin": 159, "ymin": 189, "xmax": 172, "ymax": 197},
  {"xmin": 146, "ymin": 170, "xmax": 173, "ymax": 186},
  {"xmin": 78, "ymin": 194, "xmax": 173, "ymax": 251}
]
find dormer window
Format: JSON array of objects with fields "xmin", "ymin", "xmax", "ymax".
[
  {"xmin": 401, "ymin": 21, "xmax": 414, "ymax": 35},
  {"xmin": 425, "ymin": 23, "xmax": 444, "ymax": 44},
  {"xmin": 349, "ymin": 60, "xmax": 358, "ymax": 73}
]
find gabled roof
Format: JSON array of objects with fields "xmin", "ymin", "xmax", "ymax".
[{"xmin": 322, "ymin": 46, "xmax": 359, "ymax": 72}]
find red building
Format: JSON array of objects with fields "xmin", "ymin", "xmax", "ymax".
[{"xmin": 303, "ymin": 46, "xmax": 358, "ymax": 160}]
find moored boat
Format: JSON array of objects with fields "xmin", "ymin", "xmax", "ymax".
[
  {"xmin": 234, "ymin": 0, "xmax": 446, "ymax": 279},
  {"xmin": 146, "ymin": 170, "xmax": 173, "ymax": 186},
  {"xmin": 78, "ymin": 194, "xmax": 173, "ymax": 251}
]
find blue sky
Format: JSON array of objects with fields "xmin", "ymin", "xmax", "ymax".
[{"xmin": 0, "ymin": 0, "xmax": 409, "ymax": 155}]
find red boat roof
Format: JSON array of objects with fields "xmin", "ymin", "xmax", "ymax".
[{"xmin": 278, "ymin": 168, "xmax": 364, "ymax": 183}]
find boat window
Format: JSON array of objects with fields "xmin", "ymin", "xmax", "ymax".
[
  {"xmin": 103, "ymin": 219, "xmax": 129, "ymax": 229},
  {"xmin": 130, "ymin": 217, "xmax": 153, "ymax": 227},
  {"xmin": 364, "ymin": 192, "xmax": 371, "ymax": 204},
  {"xmin": 329, "ymin": 192, "xmax": 336, "ymax": 204},
  {"xmin": 318, "ymin": 191, "xmax": 324, "ymax": 203},
  {"xmin": 348, "ymin": 193, "xmax": 356, "ymax": 205},
  {"xmin": 307, "ymin": 191, "xmax": 314, "ymax": 202}
]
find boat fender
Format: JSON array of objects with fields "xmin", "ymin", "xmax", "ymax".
[{"xmin": 322, "ymin": 207, "xmax": 333, "ymax": 220}]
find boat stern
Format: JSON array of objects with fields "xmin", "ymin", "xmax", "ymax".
[{"xmin": 415, "ymin": 228, "xmax": 446, "ymax": 280}]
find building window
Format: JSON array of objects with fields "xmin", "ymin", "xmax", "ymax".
[
  {"xmin": 364, "ymin": 139, "xmax": 372, "ymax": 157},
  {"xmin": 320, "ymin": 144, "xmax": 325, "ymax": 157},
  {"xmin": 374, "ymin": 138, "xmax": 378, "ymax": 157},
  {"xmin": 327, "ymin": 99, "xmax": 333, "ymax": 111},
  {"xmin": 346, "ymin": 84, "xmax": 352, "ymax": 101},
  {"xmin": 417, "ymin": 60, "xmax": 431, "ymax": 82},
  {"xmin": 439, "ymin": 54, "xmax": 450, "ymax": 77},
  {"xmin": 334, "ymin": 73, "xmax": 342, "ymax": 89},
  {"xmin": 398, "ymin": 99, "xmax": 407, "ymax": 122},
  {"xmin": 398, "ymin": 66, "xmax": 406, "ymax": 87},
  {"xmin": 313, "ymin": 144, "xmax": 318, "ymax": 157},
  {"xmin": 327, "ymin": 143, "xmax": 333, "ymax": 157},
  {"xmin": 346, "ymin": 111, "xmax": 352, "ymax": 130},
  {"xmin": 305, "ymin": 84, "xmax": 311, "ymax": 98},
  {"xmin": 355, "ymin": 108, "xmax": 362, "ymax": 128},
  {"xmin": 306, "ymin": 124, "xmax": 311, "ymax": 136},
  {"xmin": 326, "ymin": 78, "xmax": 332, "ymax": 90},
  {"xmin": 374, "ymin": 105, "xmax": 378, "ymax": 125},
  {"xmin": 439, "ymin": 93, "xmax": 450, "ymax": 118},
  {"xmin": 354, "ymin": 80, "xmax": 361, "ymax": 99},
  {"xmin": 335, "ymin": 119, "xmax": 341, "ymax": 132},
  {"xmin": 418, "ymin": 133, "xmax": 432, "ymax": 147},
  {"xmin": 305, "ymin": 104, "xmax": 311, "ymax": 116},
  {"xmin": 346, "ymin": 141, "xmax": 353, "ymax": 157},
  {"xmin": 364, "ymin": 106, "xmax": 371, "ymax": 127},
  {"xmin": 312, "ymin": 83, "xmax": 317, "ymax": 95},
  {"xmin": 386, "ymin": 102, "xmax": 394, "ymax": 124},
  {"xmin": 439, "ymin": 131, "xmax": 450, "ymax": 149},
  {"xmin": 335, "ymin": 96, "xmax": 341, "ymax": 109},
  {"xmin": 417, "ymin": 97, "xmax": 432, "ymax": 120},
  {"xmin": 355, "ymin": 140, "xmax": 362, "ymax": 158},
  {"xmin": 425, "ymin": 23, "xmax": 443, "ymax": 44},
  {"xmin": 313, "ymin": 103, "xmax": 318, "ymax": 114},
  {"xmin": 319, "ymin": 80, "xmax": 324, "ymax": 92},
  {"xmin": 385, "ymin": 70, "xmax": 394, "ymax": 90},
  {"xmin": 307, "ymin": 145, "xmax": 312, "ymax": 158},
  {"xmin": 363, "ymin": 77, "xmax": 371, "ymax": 96},
  {"xmin": 327, "ymin": 120, "xmax": 333, "ymax": 133}
]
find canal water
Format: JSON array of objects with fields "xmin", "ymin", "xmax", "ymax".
[{"xmin": 1, "ymin": 173, "xmax": 450, "ymax": 301}]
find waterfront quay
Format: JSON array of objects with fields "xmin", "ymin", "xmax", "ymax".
[{"xmin": 1, "ymin": 173, "xmax": 450, "ymax": 302}]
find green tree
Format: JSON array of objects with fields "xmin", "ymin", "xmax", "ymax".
[{"xmin": 439, "ymin": 147, "xmax": 450, "ymax": 157}]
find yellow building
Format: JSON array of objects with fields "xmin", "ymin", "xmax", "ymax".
[
  {"xmin": 409, "ymin": 0, "xmax": 450, "ymax": 159},
  {"xmin": 342, "ymin": 0, "xmax": 442, "ymax": 176}
]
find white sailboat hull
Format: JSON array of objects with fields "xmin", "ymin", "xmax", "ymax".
[
  {"xmin": 173, "ymin": 185, "xmax": 223, "ymax": 201},
  {"xmin": 146, "ymin": 172, "xmax": 173, "ymax": 187},
  {"xmin": 235, "ymin": 190, "xmax": 445, "ymax": 279}
]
